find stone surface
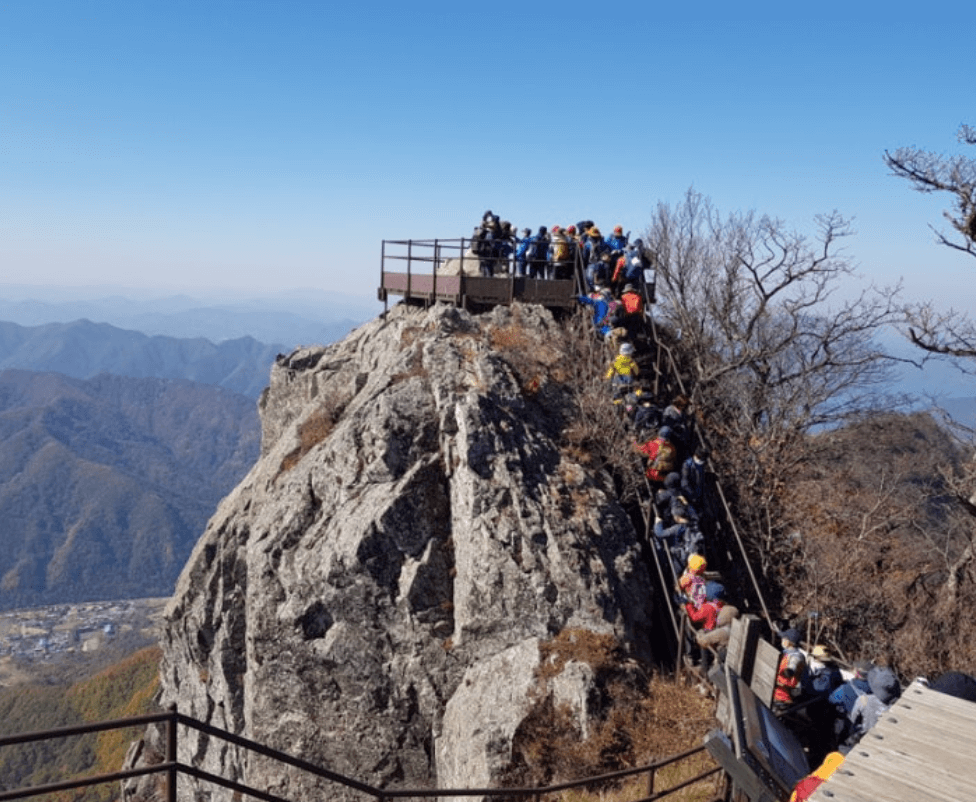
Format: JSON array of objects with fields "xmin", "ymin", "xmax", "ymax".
[{"xmin": 126, "ymin": 302, "xmax": 655, "ymax": 801}]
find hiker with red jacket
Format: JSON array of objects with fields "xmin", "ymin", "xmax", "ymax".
[{"xmin": 637, "ymin": 426, "xmax": 678, "ymax": 485}]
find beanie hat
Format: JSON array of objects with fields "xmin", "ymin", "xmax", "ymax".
[
  {"xmin": 778, "ymin": 627, "xmax": 801, "ymax": 646},
  {"xmin": 687, "ymin": 554, "xmax": 706, "ymax": 574}
]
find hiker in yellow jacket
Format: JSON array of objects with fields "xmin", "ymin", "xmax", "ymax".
[{"xmin": 606, "ymin": 342, "xmax": 639, "ymax": 397}]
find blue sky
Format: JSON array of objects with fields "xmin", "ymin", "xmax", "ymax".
[{"xmin": 1, "ymin": 0, "xmax": 973, "ymax": 308}]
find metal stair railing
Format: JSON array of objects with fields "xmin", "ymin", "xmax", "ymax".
[
  {"xmin": 0, "ymin": 704, "xmax": 723, "ymax": 802},
  {"xmin": 647, "ymin": 320, "xmax": 776, "ymax": 638}
]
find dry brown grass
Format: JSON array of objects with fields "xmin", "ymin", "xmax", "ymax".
[
  {"xmin": 390, "ymin": 348, "xmax": 427, "ymax": 385},
  {"xmin": 504, "ymin": 630, "xmax": 717, "ymax": 796},
  {"xmin": 277, "ymin": 398, "xmax": 344, "ymax": 477}
]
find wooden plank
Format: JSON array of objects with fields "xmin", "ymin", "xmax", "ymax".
[
  {"xmin": 715, "ymin": 693, "xmax": 731, "ymax": 732},
  {"xmin": 704, "ymin": 731, "xmax": 778, "ymax": 802},
  {"xmin": 750, "ymin": 639, "xmax": 780, "ymax": 708},
  {"xmin": 726, "ymin": 615, "xmax": 760, "ymax": 683},
  {"xmin": 809, "ymin": 684, "xmax": 976, "ymax": 802}
]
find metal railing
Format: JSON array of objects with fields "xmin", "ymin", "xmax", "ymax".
[
  {"xmin": 0, "ymin": 705, "xmax": 723, "ymax": 802},
  {"xmin": 378, "ymin": 238, "xmax": 640, "ymax": 312}
]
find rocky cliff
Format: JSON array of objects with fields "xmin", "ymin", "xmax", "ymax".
[{"xmin": 128, "ymin": 302, "xmax": 656, "ymax": 799}]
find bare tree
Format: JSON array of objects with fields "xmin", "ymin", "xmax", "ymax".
[
  {"xmin": 644, "ymin": 189, "xmax": 902, "ymax": 568},
  {"xmin": 885, "ymin": 124, "xmax": 976, "ymax": 362}
]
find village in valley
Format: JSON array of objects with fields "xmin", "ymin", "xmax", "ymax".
[{"xmin": 0, "ymin": 598, "xmax": 167, "ymax": 685}]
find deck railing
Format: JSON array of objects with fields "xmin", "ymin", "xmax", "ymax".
[{"xmin": 0, "ymin": 705, "xmax": 723, "ymax": 802}]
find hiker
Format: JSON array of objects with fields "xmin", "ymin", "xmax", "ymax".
[
  {"xmin": 514, "ymin": 227, "xmax": 532, "ymax": 276},
  {"xmin": 802, "ymin": 645, "xmax": 844, "ymax": 699},
  {"xmin": 800, "ymin": 645, "xmax": 846, "ymax": 763},
  {"xmin": 680, "ymin": 446, "xmax": 710, "ymax": 510},
  {"xmin": 828, "ymin": 660, "xmax": 873, "ymax": 745},
  {"xmin": 526, "ymin": 226, "xmax": 550, "ymax": 279},
  {"xmin": 696, "ymin": 583, "xmax": 740, "ymax": 639},
  {"xmin": 577, "ymin": 287, "xmax": 621, "ymax": 340},
  {"xmin": 654, "ymin": 503, "xmax": 701, "ymax": 575},
  {"xmin": 845, "ymin": 666, "xmax": 900, "ymax": 747},
  {"xmin": 606, "ymin": 341, "xmax": 640, "ymax": 396},
  {"xmin": 584, "ymin": 228, "xmax": 611, "ymax": 290},
  {"xmin": 695, "ymin": 584, "xmax": 741, "ymax": 670},
  {"xmin": 549, "ymin": 225, "xmax": 575, "ymax": 280},
  {"xmin": 637, "ymin": 426, "xmax": 678, "ymax": 486},
  {"xmin": 662, "ymin": 395, "xmax": 693, "ymax": 455},
  {"xmin": 618, "ymin": 283, "xmax": 645, "ymax": 340},
  {"xmin": 930, "ymin": 670, "xmax": 976, "ymax": 702},
  {"xmin": 493, "ymin": 220, "xmax": 515, "ymax": 271},
  {"xmin": 773, "ymin": 627, "xmax": 807, "ymax": 712},
  {"xmin": 607, "ymin": 224, "xmax": 629, "ymax": 253},
  {"xmin": 679, "ymin": 554, "xmax": 711, "ymax": 628},
  {"xmin": 654, "ymin": 472, "xmax": 684, "ymax": 525},
  {"xmin": 633, "ymin": 395, "xmax": 663, "ymax": 440}
]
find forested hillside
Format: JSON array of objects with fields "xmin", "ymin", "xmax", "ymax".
[
  {"xmin": 0, "ymin": 646, "xmax": 160, "ymax": 801},
  {"xmin": 0, "ymin": 370, "xmax": 259, "ymax": 609}
]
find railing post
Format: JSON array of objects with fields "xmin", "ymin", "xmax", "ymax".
[
  {"xmin": 433, "ymin": 239, "xmax": 439, "ymax": 303},
  {"xmin": 381, "ymin": 240, "xmax": 388, "ymax": 314},
  {"xmin": 647, "ymin": 764, "xmax": 656, "ymax": 798},
  {"xmin": 407, "ymin": 240, "xmax": 413, "ymax": 299},
  {"xmin": 166, "ymin": 704, "xmax": 177, "ymax": 802}
]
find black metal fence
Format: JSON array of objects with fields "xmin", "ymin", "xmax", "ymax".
[
  {"xmin": 0, "ymin": 705, "xmax": 724, "ymax": 802},
  {"xmin": 378, "ymin": 238, "xmax": 585, "ymax": 311}
]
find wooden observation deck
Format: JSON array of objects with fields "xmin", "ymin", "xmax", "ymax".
[{"xmin": 377, "ymin": 238, "xmax": 582, "ymax": 312}]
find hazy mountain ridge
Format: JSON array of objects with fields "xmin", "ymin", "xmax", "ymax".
[
  {"xmin": 0, "ymin": 370, "xmax": 260, "ymax": 610},
  {"xmin": 0, "ymin": 319, "xmax": 283, "ymax": 398},
  {"xmin": 0, "ymin": 285, "xmax": 378, "ymax": 348}
]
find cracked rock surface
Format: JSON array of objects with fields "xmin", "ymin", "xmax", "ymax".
[{"xmin": 126, "ymin": 303, "xmax": 654, "ymax": 801}]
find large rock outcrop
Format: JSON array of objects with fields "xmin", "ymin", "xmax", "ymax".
[{"xmin": 128, "ymin": 302, "xmax": 655, "ymax": 800}]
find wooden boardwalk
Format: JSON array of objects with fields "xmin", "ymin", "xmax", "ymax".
[{"xmin": 809, "ymin": 680, "xmax": 976, "ymax": 801}]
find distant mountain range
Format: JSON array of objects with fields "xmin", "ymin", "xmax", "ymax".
[
  {"xmin": 0, "ymin": 369, "xmax": 260, "ymax": 610},
  {"xmin": 0, "ymin": 319, "xmax": 283, "ymax": 398},
  {"xmin": 0, "ymin": 285, "xmax": 377, "ymax": 611},
  {"xmin": 0, "ymin": 284, "xmax": 379, "ymax": 347}
]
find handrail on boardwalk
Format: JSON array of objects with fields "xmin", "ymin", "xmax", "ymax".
[{"xmin": 0, "ymin": 705, "xmax": 723, "ymax": 802}]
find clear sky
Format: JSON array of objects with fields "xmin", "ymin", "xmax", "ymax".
[{"xmin": 1, "ymin": 0, "xmax": 973, "ymax": 307}]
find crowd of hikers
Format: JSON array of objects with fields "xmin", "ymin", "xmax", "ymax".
[
  {"xmin": 470, "ymin": 210, "xmax": 651, "ymax": 288},
  {"xmin": 465, "ymin": 210, "xmax": 976, "ymax": 801}
]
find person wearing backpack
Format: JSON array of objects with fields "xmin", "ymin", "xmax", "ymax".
[
  {"xmin": 774, "ymin": 628, "xmax": 807, "ymax": 712},
  {"xmin": 846, "ymin": 666, "xmax": 900, "ymax": 747},
  {"xmin": 637, "ymin": 426, "xmax": 678, "ymax": 485},
  {"xmin": 605, "ymin": 341, "xmax": 640, "ymax": 397},
  {"xmin": 549, "ymin": 226, "xmax": 576, "ymax": 279},
  {"xmin": 633, "ymin": 396, "xmax": 663, "ymax": 439},
  {"xmin": 584, "ymin": 228, "xmax": 611, "ymax": 290}
]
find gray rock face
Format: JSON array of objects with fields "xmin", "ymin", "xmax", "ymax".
[{"xmin": 133, "ymin": 303, "xmax": 654, "ymax": 800}]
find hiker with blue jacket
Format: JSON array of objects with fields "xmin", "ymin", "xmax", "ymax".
[
  {"xmin": 514, "ymin": 228, "xmax": 532, "ymax": 276},
  {"xmin": 526, "ymin": 226, "xmax": 550, "ymax": 279}
]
